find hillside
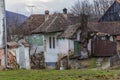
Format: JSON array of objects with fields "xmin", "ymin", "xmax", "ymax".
[{"xmin": 6, "ymin": 11, "xmax": 27, "ymax": 27}]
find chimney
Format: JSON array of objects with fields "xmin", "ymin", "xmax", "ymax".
[
  {"xmin": 63, "ymin": 8, "xmax": 67, "ymax": 14},
  {"xmin": 45, "ymin": 10, "xmax": 49, "ymax": 15},
  {"xmin": 45, "ymin": 10, "xmax": 49, "ymax": 21}
]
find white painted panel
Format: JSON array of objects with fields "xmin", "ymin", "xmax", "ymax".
[
  {"xmin": 58, "ymin": 39, "xmax": 69, "ymax": 54},
  {"xmin": 87, "ymin": 39, "xmax": 92, "ymax": 54},
  {"xmin": 44, "ymin": 34, "xmax": 75, "ymax": 63},
  {"xmin": 77, "ymin": 31, "xmax": 81, "ymax": 41},
  {"xmin": 25, "ymin": 47, "xmax": 30, "ymax": 69},
  {"xmin": 69, "ymin": 40, "xmax": 74, "ymax": 52},
  {"xmin": 16, "ymin": 48, "xmax": 20, "ymax": 64},
  {"xmin": 19, "ymin": 45, "xmax": 25, "ymax": 69}
]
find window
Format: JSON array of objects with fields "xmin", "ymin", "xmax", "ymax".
[
  {"xmin": 53, "ymin": 37, "xmax": 55, "ymax": 48},
  {"xmin": 49, "ymin": 37, "xmax": 56, "ymax": 49},
  {"xmin": 49, "ymin": 37, "xmax": 52, "ymax": 48}
]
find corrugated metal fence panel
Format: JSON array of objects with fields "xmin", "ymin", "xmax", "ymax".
[{"xmin": 92, "ymin": 40, "xmax": 117, "ymax": 57}]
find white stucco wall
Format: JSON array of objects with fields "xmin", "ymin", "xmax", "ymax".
[
  {"xmin": 58, "ymin": 39, "xmax": 69, "ymax": 54},
  {"xmin": 16, "ymin": 48, "xmax": 19, "ymax": 65},
  {"xmin": 44, "ymin": 34, "xmax": 58, "ymax": 63},
  {"xmin": 87, "ymin": 39, "xmax": 92, "ymax": 53},
  {"xmin": 58, "ymin": 39, "xmax": 74, "ymax": 54},
  {"xmin": 44, "ymin": 33, "xmax": 74, "ymax": 64},
  {"xmin": 0, "ymin": 1, "xmax": 5, "ymax": 48}
]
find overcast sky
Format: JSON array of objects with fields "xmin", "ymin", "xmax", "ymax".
[{"xmin": 5, "ymin": 0, "xmax": 79, "ymax": 16}]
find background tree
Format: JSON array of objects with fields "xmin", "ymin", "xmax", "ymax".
[{"xmin": 71, "ymin": 0, "xmax": 114, "ymax": 21}]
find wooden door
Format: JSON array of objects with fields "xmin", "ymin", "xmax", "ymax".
[{"xmin": 74, "ymin": 41, "xmax": 80, "ymax": 55}]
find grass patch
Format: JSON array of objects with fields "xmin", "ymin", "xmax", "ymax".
[{"xmin": 0, "ymin": 69, "xmax": 119, "ymax": 80}]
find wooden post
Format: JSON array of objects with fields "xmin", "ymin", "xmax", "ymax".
[
  {"xmin": 67, "ymin": 40, "xmax": 70, "ymax": 69},
  {"xmin": 43, "ymin": 37, "xmax": 47, "ymax": 68}
]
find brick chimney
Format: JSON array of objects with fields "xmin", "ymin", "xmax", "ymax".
[
  {"xmin": 45, "ymin": 10, "xmax": 49, "ymax": 21},
  {"xmin": 63, "ymin": 8, "xmax": 67, "ymax": 14},
  {"xmin": 63, "ymin": 8, "xmax": 68, "ymax": 19}
]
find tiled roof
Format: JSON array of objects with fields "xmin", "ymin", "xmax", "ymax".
[
  {"xmin": 18, "ymin": 39, "xmax": 29, "ymax": 47},
  {"xmin": 32, "ymin": 13, "xmax": 80, "ymax": 34},
  {"xmin": 88, "ymin": 21, "xmax": 120, "ymax": 35},
  {"xmin": 58, "ymin": 23, "xmax": 81, "ymax": 39},
  {"xmin": 7, "ymin": 42, "xmax": 19, "ymax": 48},
  {"xmin": 14, "ymin": 14, "xmax": 45, "ymax": 35}
]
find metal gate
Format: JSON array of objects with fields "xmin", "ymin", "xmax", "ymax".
[{"xmin": 92, "ymin": 40, "xmax": 117, "ymax": 57}]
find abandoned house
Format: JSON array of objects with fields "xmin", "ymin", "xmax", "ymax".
[{"xmin": 32, "ymin": 8, "xmax": 81, "ymax": 68}]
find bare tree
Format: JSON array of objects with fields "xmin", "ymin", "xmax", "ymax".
[
  {"xmin": 71, "ymin": 0, "xmax": 114, "ymax": 21},
  {"xmin": 71, "ymin": 0, "xmax": 92, "ymax": 16}
]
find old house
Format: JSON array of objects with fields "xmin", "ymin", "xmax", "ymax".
[{"xmin": 32, "ymin": 9, "xmax": 80, "ymax": 68}]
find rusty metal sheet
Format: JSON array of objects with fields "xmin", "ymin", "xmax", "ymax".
[{"xmin": 92, "ymin": 40, "xmax": 117, "ymax": 57}]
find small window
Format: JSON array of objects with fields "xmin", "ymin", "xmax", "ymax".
[
  {"xmin": 49, "ymin": 37, "xmax": 56, "ymax": 49},
  {"xmin": 53, "ymin": 37, "xmax": 55, "ymax": 48},
  {"xmin": 49, "ymin": 37, "xmax": 52, "ymax": 48}
]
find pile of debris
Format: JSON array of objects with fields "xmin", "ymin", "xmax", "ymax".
[{"xmin": 30, "ymin": 52, "xmax": 45, "ymax": 69}]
